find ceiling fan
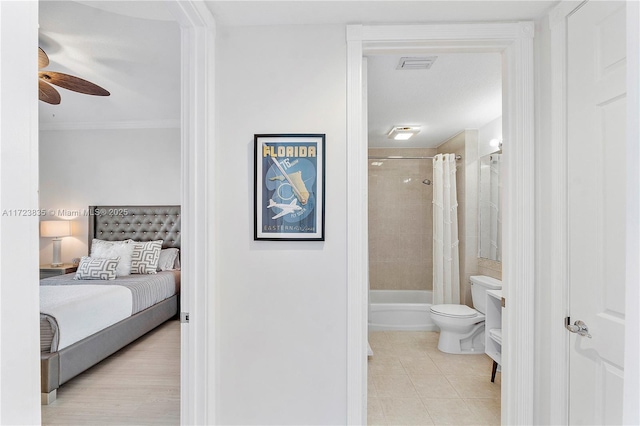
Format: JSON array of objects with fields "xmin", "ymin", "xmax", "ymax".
[{"xmin": 38, "ymin": 47, "xmax": 110, "ymax": 105}]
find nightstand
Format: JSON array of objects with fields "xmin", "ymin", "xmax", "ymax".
[{"xmin": 40, "ymin": 263, "xmax": 77, "ymax": 279}]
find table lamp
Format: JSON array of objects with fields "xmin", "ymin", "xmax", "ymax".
[{"xmin": 40, "ymin": 220, "xmax": 71, "ymax": 266}]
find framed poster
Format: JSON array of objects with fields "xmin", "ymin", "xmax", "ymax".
[{"xmin": 254, "ymin": 134, "xmax": 325, "ymax": 241}]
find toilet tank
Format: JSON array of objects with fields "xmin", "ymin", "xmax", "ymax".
[{"xmin": 470, "ymin": 275, "xmax": 502, "ymax": 314}]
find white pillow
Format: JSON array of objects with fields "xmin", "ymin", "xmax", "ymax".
[
  {"xmin": 157, "ymin": 248, "xmax": 180, "ymax": 271},
  {"xmin": 90, "ymin": 239, "xmax": 134, "ymax": 277},
  {"xmin": 74, "ymin": 256, "xmax": 119, "ymax": 280},
  {"xmin": 127, "ymin": 240, "xmax": 163, "ymax": 274}
]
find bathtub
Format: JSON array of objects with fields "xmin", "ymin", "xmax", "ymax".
[{"xmin": 369, "ymin": 290, "xmax": 437, "ymax": 332}]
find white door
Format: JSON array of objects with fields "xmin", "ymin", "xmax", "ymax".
[{"xmin": 567, "ymin": 1, "xmax": 627, "ymax": 424}]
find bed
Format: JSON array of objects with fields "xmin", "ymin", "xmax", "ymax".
[{"xmin": 40, "ymin": 205, "xmax": 181, "ymax": 405}]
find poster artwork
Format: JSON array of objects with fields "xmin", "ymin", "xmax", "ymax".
[{"xmin": 254, "ymin": 134, "xmax": 325, "ymax": 241}]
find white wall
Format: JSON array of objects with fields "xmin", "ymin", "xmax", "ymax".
[
  {"xmin": 0, "ymin": 1, "xmax": 42, "ymax": 423},
  {"xmin": 38, "ymin": 128, "xmax": 181, "ymax": 263},
  {"xmin": 215, "ymin": 24, "xmax": 347, "ymax": 424}
]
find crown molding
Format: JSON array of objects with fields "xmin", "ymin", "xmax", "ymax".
[{"xmin": 39, "ymin": 119, "xmax": 180, "ymax": 131}]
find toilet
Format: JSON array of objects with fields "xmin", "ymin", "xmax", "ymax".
[{"xmin": 430, "ymin": 275, "xmax": 502, "ymax": 354}]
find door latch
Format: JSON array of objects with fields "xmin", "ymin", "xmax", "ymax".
[{"xmin": 565, "ymin": 317, "xmax": 592, "ymax": 338}]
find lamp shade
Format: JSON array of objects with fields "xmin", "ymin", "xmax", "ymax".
[{"xmin": 40, "ymin": 220, "xmax": 71, "ymax": 238}]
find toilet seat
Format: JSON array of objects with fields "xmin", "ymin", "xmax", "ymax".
[{"xmin": 430, "ymin": 304, "xmax": 479, "ymax": 318}]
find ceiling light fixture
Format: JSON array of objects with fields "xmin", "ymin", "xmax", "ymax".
[{"xmin": 387, "ymin": 126, "xmax": 421, "ymax": 141}]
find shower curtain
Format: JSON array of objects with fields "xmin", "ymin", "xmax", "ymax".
[{"xmin": 432, "ymin": 153, "xmax": 460, "ymax": 305}]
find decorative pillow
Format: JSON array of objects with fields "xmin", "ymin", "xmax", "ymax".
[
  {"xmin": 157, "ymin": 248, "xmax": 180, "ymax": 271},
  {"xmin": 74, "ymin": 256, "xmax": 119, "ymax": 280},
  {"xmin": 127, "ymin": 240, "xmax": 163, "ymax": 274},
  {"xmin": 90, "ymin": 239, "xmax": 134, "ymax": 277}
]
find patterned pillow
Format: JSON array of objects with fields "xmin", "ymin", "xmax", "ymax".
[
  {"xmin": 90, "ymin": 239, "xmax": 134, "ymax": 276},
  {"xmin": 128, "ymin": 240, "xmax": 163, "ymax": 274},
  {"xmin": 74, "ymin": 256, "xmax": 119, "ymax": 280}
]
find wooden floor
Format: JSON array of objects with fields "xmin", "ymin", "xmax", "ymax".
[{"xmin": 41, "ymin": 319, "xmax": 180, "ymax": 425}]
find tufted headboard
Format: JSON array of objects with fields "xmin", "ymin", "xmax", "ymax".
[{"xmin": 88, "ymin": 205, "xmax": 181, "ymax": 253}]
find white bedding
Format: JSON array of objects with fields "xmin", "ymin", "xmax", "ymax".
[{"xmin": 40, "ymin": 285, "xmax": 132, "ymax": 351}]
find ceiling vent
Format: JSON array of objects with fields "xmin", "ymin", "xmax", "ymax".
[{"xmin": 396, "ymin": 56, "xmax": 437, "ymax": 70}]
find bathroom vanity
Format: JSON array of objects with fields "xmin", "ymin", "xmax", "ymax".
[{"xmin": 485, "ymin": 289, "xmax": 503, "ymax": 381}]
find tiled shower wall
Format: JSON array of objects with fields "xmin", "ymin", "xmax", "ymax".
[
  {"xmin": 368, "ymin": 147, "xmax": 437, "ymax": 291},
  {"xmin": 368, "ymin": 134, "xmax": 501, "ymax": 300}
]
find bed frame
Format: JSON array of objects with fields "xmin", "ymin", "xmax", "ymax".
[{"xmin": 40, "ymin": 205, "xmax": 181, "ymax": 404}]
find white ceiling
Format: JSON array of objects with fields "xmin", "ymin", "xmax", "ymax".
[
  {"xmin": 367, "ymin": 53, "xmax": 502, "ymax": 148},
  {"xmin": 38, "ymin": 1, "xmax": 180, "ymax": 128},
  {"xmin": 38, "ymin": 1, "xmax": 557, "ymax": 133}
]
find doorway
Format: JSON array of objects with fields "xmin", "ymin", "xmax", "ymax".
[
  {"xmin": 36, "ymin": 1, "xmax": 215, "ymax": 424},
  {"xmin": 37, "ymin": 2, "xmax": 182, "ymax": 423},
  {"xmin": 365, "ymin": 51, "xmax": 503, "ymax": 424},
  {"xmin": 346, "ymin": 23, "xmax": 535, "ymax": 425}
]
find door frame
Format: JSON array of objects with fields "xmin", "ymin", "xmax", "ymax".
[
  {"xmin": 547, "ymin": 3, "xmax": 578, "ymax": 423},
  {"xmin": 166, "ymin": 2, "xmax": 216, "ymax": 424},
  {"xmin": 549, "ymin": 1, "xmax": 640, "ymax": 424},
  {"xmin": 625, "ymin": 3, "xmax": 640, "ymax": 423},
  {"xmin": 346, "ymin": 23, "xmax": 535, "ymax": 425}
]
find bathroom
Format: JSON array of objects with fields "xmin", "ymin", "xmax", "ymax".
[
  {"xmin": 367, "ymin": 52, "xmax": 503, "ymax": 329},
  {"xmin": 368, "ymin": 123, "xmax": 503, "ymax": 331},
  {"xmin": 367, "ymin": 52, "xmax": 504, "ymax": 425}
]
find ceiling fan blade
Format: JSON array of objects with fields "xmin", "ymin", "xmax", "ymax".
[
  {"xmin": 39, "ymin": 80, "xmax": 61, "ymax": 105},
  {"xmin": 38, "ymin": 47, "xmax": 49, "ymax": 69},
  {"xmin": 39, "ymin": 71, "xmax": 110, "ymax": 96}
]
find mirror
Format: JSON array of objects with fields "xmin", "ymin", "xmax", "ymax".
[{"xmin": 478, "ymin": 153, "xmax": 502, "ymax": 261}]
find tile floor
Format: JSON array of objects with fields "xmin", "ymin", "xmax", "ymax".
[{"xmin": 368, "ymin": 331, "xmax": 501, "ymax": 426}]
